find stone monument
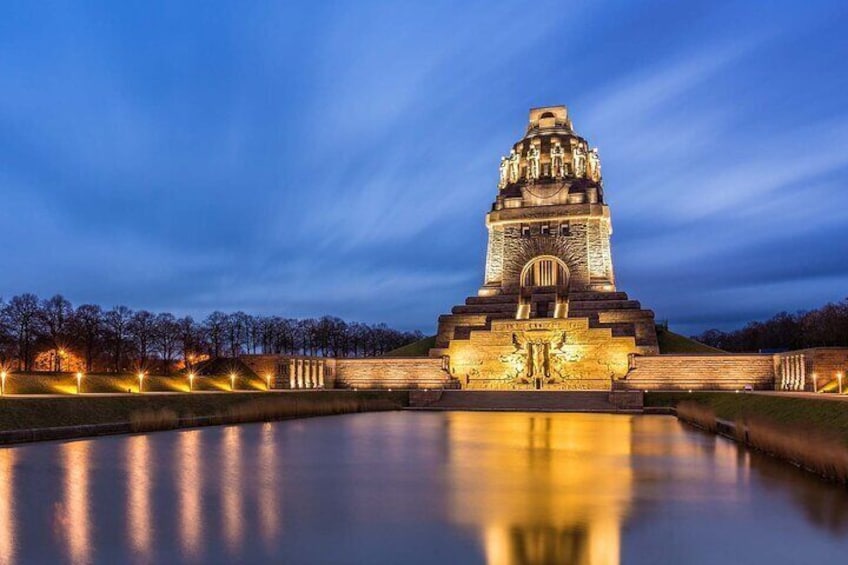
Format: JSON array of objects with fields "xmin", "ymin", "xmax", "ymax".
[{"xmin": 430, "ymin": 106, "xmax": 658, "ymax": 390}]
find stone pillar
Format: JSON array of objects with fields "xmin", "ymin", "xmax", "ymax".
[
  {"xmin": 780, "ymin": 357, "xmax": 789, "ymax": 390},
  {"xmin": 799, "ymin": 355, "xmax": 806, "ymax": 391},
  {"xmin": 289, "ymin": 359, "xmax": 296, "ymax": 389},
  {"xmin": 318, "ymin": 362, "xmax": 325, "ymax": 388},
  {"xmin": 297, "ymin": 360, "xmax": 305, "ymax": 389}
]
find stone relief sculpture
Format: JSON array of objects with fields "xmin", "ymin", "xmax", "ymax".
[
  {"xmin": 572, "ymin": 145, "xmax": 586, "ymax": 177},
  {"xmin": 498, "ymin": 156, "xmax": 510, "ymax": 188},
  {"xmin": 526, "ymin": 145, "xmax": 540, "ymax": 180},
  {"xmin": 587, "ymin": 148, "xmax": 602, "ymax": 182},
  {"xmin": 508, "ymin": 149, "xmax": 520, "ymax": 183},
  {"xmin": 499, "ymin": 334, "xmax": 529, "ymax": 381},
  {"xmin": 551, "ymin": 142, "xmax": 565, "ymax": 178},
  {"xmin": 529, "ymin": 342, "xmax": 548, "ymax": 379}
]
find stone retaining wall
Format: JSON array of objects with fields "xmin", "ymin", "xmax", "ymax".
[
  {"xmin": 620, "ymin": 354, "xmax": 775, "ymax": 391},
  {"xmin": 333, "ymin": 357, "xmax": 454, "ymax": 390}
]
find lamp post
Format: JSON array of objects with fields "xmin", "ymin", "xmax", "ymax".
[
  {"xmin": 266, "ymin": 373, "xmax": 273, "ymax": 391},
  {"xmin": 838, "ymin": 372, "xmax": 844, "ymax": 395},
  {"xmin": 76, "ymin": 372, "xmax": 84, "ymax": 394},
  {"xmin": 188, "ymin": 372, "xmax": 195, "ymax": 392},
  {"xmin": 812, "ymin": 372, "xmax": 818, "ymax": 393},
  {"xmin": 230, "ymin": 373, "xmax": 236, "ymax": 392},
  {"xmin": 138, "ymin": 372, "xmax": 145, "ymax": 394},
  {"xmin": 0, "ymin": 371, "xmax": 6, "ymax": 396}
]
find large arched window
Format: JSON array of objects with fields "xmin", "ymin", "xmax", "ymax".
[{"xmin": 521, "ymin": 256, "xmax": 569, "ymax": 288}]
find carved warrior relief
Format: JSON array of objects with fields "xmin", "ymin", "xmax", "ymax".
[
  {"xmin": 508, "ymin": 149, "xmax": 520, "ymax": 183},
  {"xmin": 587, "ymin": 148, "xmax": 602, "ymax": 182},
  {"xmin": 572, "ymin": 145, "xmax": 587, "ymax": 177},
  {"xmin": 526, "ymin": 145, "xmax": 540, "ymax": 180},
  {"xmin": 498, "ymin": 156, "xmax": 510, "ymax": 188},
  {"xmin": 498, "ymin": 331, "xmax": 595, "ymax": 386},
  {"xmin": 551, "ymin": 142, "xmax": 565, "ymax": 178}
]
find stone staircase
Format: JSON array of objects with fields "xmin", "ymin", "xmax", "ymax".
[
  {"xmin": 434, "ymin": 288, "xmax": 658, "ymax": 352},
  {"xmin": 409, "ymin": 390, "xmax": 642, "ymax": 412}
]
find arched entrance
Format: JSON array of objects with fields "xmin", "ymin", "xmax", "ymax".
[{"xmin": 517, "ymin": 256, "xmax": 570, "ymax": 320}]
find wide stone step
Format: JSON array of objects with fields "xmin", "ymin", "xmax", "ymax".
[{"xmin": 416, "ymin": 391, "xmax": 625, "ymax": 412}]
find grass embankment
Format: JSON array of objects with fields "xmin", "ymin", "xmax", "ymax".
[
  {"xmin": 646, "ymin": 392, "xmax": 848, "ymax": 444},
  {"xmin": 0, "ymin": 372, "xmax": 267, "ymax": 394},
  {"xmin": 384, "ymin": 335, "xmax": 437, "ymax": 357},
  {"xmin": 0, "ymin": 391, "xmax": 409, "ymax": 434},
  {"xmin": 652, "ymin": 392, "xmax": 848, "ymax": 484},
  {"xmin": 656, "ymin": 328, "xmax": 723, "ymax": 354}
]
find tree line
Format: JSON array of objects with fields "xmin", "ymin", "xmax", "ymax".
[
  {"xmin": 0, "ymin": 293, "xmax": 424, "ymax": 373},
  {"xmin": 694, "ymin": 298, "xmax": 848, "ymax": 352}
]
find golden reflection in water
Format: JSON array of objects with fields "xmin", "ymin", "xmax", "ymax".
[
  {"xmin": 60, "ymin": 441, "xmax": 92, "ymax": 565},
  {"xmin": 447, "ymin": 413, "xmax": 633, "ymax": 565},
  {"xmin": 0, "ymin": 448, "xmax": 16, "ymax": 564},
  {"xmin": 222, "ymin": 426, "xmax": 244, "ymax": 553},
  {"xmin": 258, "ymin": 423, "xmax": 280, "ymax": 548},
  {"xmin": 126, "ymin": 435, "xmax": 153, "ymax": 561},
  {"xmin": 178, "ymin": 430, "xmax": 202, "ymax": 559}
]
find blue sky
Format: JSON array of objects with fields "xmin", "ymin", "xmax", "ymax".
[{"xmin": 2, "ymin": 0, "xmax": 848, "ymax": 335}]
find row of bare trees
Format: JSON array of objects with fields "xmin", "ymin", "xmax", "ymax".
[
  {"xmin": 0, "ymin": 293, "xmax": 424, "ymax": 373},
  {"xmin": 694, "ymin": 298, "xmax": 848, "ymax": 352}
]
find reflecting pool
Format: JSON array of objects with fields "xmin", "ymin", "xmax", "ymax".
[{"xmin": 0, "ymin": 412, "xmax": 847, "ymax": 564}]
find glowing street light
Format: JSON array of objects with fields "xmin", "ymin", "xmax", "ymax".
[
  {"xmin": 230, "ymin": 373, "xmax": 236, "ymax": 391},
  {"xmin": 266, "ymin": 373, "xmax": 273, "ymax": 391},
  {"xmin": 188, "ymin": 372, "xmax": 195, "ymax": 392},
  {"xmin": 0, "ymin": 371, "xmax": 6, "ymax": 396},
  {"xmin": 138, "ymin": 372, "xmax": 146, "ymax": 394},
  {"xmin": 76, "ymin": 372, "xmax": 84, "ymax": 394}
]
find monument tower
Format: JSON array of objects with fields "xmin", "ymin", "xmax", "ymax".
[{"xmin": 431, "ymin": 106, "xmax": 658, "ymax": 390}]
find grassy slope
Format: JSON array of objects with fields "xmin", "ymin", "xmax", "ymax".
[
  {"xmin": 384, "ymin": 335, "xmax": 437, "ymax": 357},
  {"xmin": 0, "ymin": 372, "xmax": 267, "ymax": 395},
  {"xmin": 0, "ymin": 391, "xmax": 409, "ymax": 432},
  {"xmin": 646, "ymin": 391, "xmax": 848, "ymax": 445},
  {"xmin": 657, "ymin": 328, "xmax": 723, "ymax": 354}
]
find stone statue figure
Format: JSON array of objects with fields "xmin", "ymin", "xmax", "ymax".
[
  {"xmin": 572, "ymin": 145, "xmax": 586, "ymax": 177},
  {"xmin": 587, "ymin": 148, "xmax": 601, "ymax": 181},
  {"xmin": 498, "ymin": 156, "xmax": 510, "ymax": 188},
  {"xmin": 551, "ymin": 142, "xmax": 565, "ymax": 178},
  {"xmin": 529, "ymin": 342, "xmax": 547, "ymax": 378},
  {"xmin": 508, "ymin": 149, "xmax": 520, "ymax": 183},
  {"xmin": 526, "ymin": 145, "xmax": 540, "ymax": 180}
]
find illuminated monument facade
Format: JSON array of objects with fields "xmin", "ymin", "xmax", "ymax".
[{"xmin": 430, "ymin": 106, "xmax": 659, "ymax": 390}]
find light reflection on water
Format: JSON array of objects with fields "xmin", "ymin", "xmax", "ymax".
[
  {"xmin": 127, "ymin": 434, "xmax": 153, "ymax": 562},
  {"xmin": 0, "ymin": 412, "xmax": 846, "ymax": 564},
  {"xmin": 177, "ymin": 430, "xmax": 202, "ymax": 561}
]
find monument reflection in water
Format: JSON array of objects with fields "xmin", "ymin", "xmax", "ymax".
[
  {"xmin": 447, "ymin": 413, "xmax": 632, "ymax": 564},
  {"xmin": 0, "ymin": 412, "xmax": 847, "ymax": 564}
]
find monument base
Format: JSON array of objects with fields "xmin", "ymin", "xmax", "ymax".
[{"xmin": 439, "ymin": 317, "xmax": 651, "ymax": 391}]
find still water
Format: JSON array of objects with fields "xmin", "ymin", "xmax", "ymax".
[{"xmin": 0, "ymin": 412, "xmax": 847, "ymax": 564}]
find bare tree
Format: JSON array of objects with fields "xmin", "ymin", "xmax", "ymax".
[
  {"xmin": 72, "ymin": 304, "xmax": 103, "ymax": 373},
  {"xmin": 39, "ymin": 294, "xmax": 74, "ymax": 371},
  {"xmin": 153, "ymin": 313, "xmax": 180, "ymax": 374},
  {"xmin": 2, "ymin": 294, "xmax": 42, "ymax": 371},
  {"xmin": 204, "ymin": 311, "xmax": 227, "ymax": 359},
  {"xmin": 128, "ymin": 310, "xmax": 156, "ymax": 370},
  {"xmin": 104, "ymin": 306, "xmax": 133, "ymax": 372}
]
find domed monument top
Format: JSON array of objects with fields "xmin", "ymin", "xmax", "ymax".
[{"xmin": 497, "ymin": 105, "xmax": 603, "ymax": 205}]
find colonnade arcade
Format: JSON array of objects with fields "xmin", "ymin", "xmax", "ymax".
[{"xmin": 281, "ymin": 358, "xmax": 326, "ymax": 389}]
